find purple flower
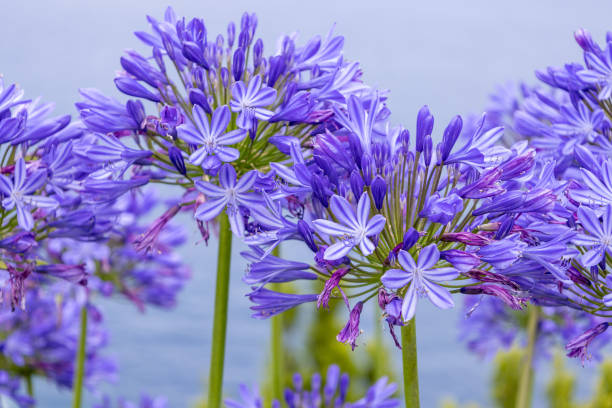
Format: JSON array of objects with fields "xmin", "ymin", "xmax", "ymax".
[
  {"xmin": 0, "ymin": 158, "xmax": 58, "ymax": 230},
  {"xmin": 177, "ymin": 105, "xmax": 247, "ymax": 170},
  {"xmin": 336, "ymin": 301, "xmax": 363, "ymax": 350},
  {"xmin": 574, "ymin": 204, "xmax": 612, "ymax": 267},
  {"xmin": 248, "ymin": 288, "xmax": 318, "ymax": 319},
  {"xmin": 576, "ymin": 44, "xmax": 612, "ymax": 99},
  {"xmin": 230, "ymin": 75, "xmax": 277, "ymax": 130},
  {"xmin": 419, "ymin": 193, "xmax": 462, "ymax": 224},
  {"xmin": 566, "ymin": 322, "xmax": 609, "ymax": 363},
  {"xmin": 317, "ymin": 267, "xmax": 350, "ymax": 309},
  {"xmin": 381, "ymin": 244, "xmax": 458, "ymax": 321},
  {"xmin": 194, "ymin": 164, "xmax": 262, "ymax": 236},
  {"xmin": 312, "ymin": 193, "xmax": 386, "ymax": 260}
]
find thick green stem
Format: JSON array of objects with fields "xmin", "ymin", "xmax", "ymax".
[
  {"xmin": 207, "ymin": 213, "xmax": 233, "ymax": 408},
  {"xmin": 25, "ymin": 373, "xmax": 33, "ymax": 397},
  {"xmin": 71, "ymin": 305, "xmax": 87, "ymax": 408},
  {"xmin": 270, "ymin": 246, "xmax": 284, "ymax": 402},
  {"xmin": 401, "ymin": 318, "xmax": 420, "ymax": 408},
  {"xmin": 515, "ymin": 306, "xmax": 539, "ymax": 408}
]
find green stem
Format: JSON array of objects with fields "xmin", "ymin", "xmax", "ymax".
[
  {"xmin": 207, "ymin": 212, "xmax": 233, "ymax": 408},
  {"xmin": 401, "ymin": 318, "xmax": 420, "ymax": 408},
  {"xmin": 25, "ymin": 373, "xmax": 33, "ymax": 397},
  {"xmin": 515, "ymin": 306, "xmax": 539, "ymax": 408},
  {"xmin": 270, "ymin": 246, "xmax": 284, "ymax": 403},
  {"xmin": 71, "ymin": 305, "xmax": 87, "ymax": 408}
]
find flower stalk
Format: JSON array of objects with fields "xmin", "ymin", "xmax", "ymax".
[
  {"xmin": 207, "ymin": 212, "xmax": 233, "ymax": 408},
  {"xmin": 71, "ymin": 305, "xmax": 88, "ymax": 408},
  {"xmin": 515, "ymin": 305, "xmax": 539, "ymax": 408},
  {"xmin": 401, "ymin": 318, "xmax": 420, "ymax": 408},
  {"xmin": 270, "ymin": 246, "xmax": 284, "ymax": 402}
]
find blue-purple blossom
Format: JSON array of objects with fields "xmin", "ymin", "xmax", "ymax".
[
  {"xmin": 177, "ymin": 105, "xmax": 247, "ymax": 169},
  {"xmin": 194, "ymin": 164, "xmax": 262, "ymax": 236},
  {"xmin": 312, "ymin": 193, "xmax": 386, "ymax": 260},
  {"xmin": 230, "ymin": 75, "xmax": 277, "ymax": 130},
  {"xmin": 574, "ymin": 204, "xmax": 612, "ymax": 267},
  {"xmin": 0, "ymin": 158, "xmax": 58, "ymax": 230},
  {"xmin": 381, "ymin": 245, "xmax": 458, "ymax": 321},
  {"xmin": 225, "ymin": 364, "xmax": 399, "ymax": 408}
]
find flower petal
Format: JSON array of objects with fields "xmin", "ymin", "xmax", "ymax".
[
  {"xmin": 417, "ymin": 244, "xmax": 440, "ymax": 270},
  {"xmin": 324, "ymin": 241, "xmax": 352, "ymax": 261},
  {"xmin": 312, "ymin": 219, "xmax": 353, "ymax": 236},
  {"xmin": 401, "ymin": 284, "xmax": 418, "ymax": 321},
  {"xmin": 381, "ymin": 268, "xmax": 412, "ymax": 289},
  {"xmin": 194, "ymin": 197, "xmax": 228, "ymax": 221},
  {"xmin": 329, "ymin": 195, "xmax": 358, "ymax": 230},
  {"xmin": 422, "ymin": 279, "xmax": 454, "ymax": 309},
  {"xmin": 397, "ymin": 250, "xmax": 417, "ymax": 272}
]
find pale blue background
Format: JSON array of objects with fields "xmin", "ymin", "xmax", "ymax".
[{"xmin": 1, "ymin": 1, "xmax": 611, "ymax": 406}]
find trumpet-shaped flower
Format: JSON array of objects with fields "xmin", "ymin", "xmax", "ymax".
[
  {"xmin": 381, "ymin": 244, "xmax": 458, "ymax": 321},
  {"xmin": 0, "ymin": 159, "xmax": 58, "ymax": 230},
  {"xmin": 312, "ymin": 193, "xmax": 386, "ymax": 260},
  {"xmin": 194, "ymin": 164, "xmax": 262, "ymax": 236},
  {"xmin": 229, "ymin": 75, "xmax": 277, "ymax": 130},
  {"xmin": 177, "ymin": 105, "xmax": 247, "ymax": 170},
  {"xmin": 574, "ymin": 204, "xmax": 612, "ymax": 267}
]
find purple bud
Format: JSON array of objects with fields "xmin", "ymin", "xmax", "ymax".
[
  {"xmin": 220, "ymin": 67, "xmax": 229, "ymax": 88},
  {"xmin": 297, "ymin": 220, "xmax": 318, "ymax": 252},
  {"xmin": 253, "ymin": 39, "xmax": 264, "ymax": 69},
  {"xmin": 168, "ymin": 146, "xmax": 187, "ymax": 175},
  {"xmin": 348, "ymin": 133, "xmax": 364, "ymax": 168},
  {"xmin": 153, "ymin": 47, "xmax": 166, "ymax": 74},
  {"xmin": 371, "ymin": 176, "xmax": 387, "ymax": 210},
  {"xmin": 439, "ymin": 115, "xmax": 463, "ymax": 161},
  {"xmin": 227, "ymin": 22, "xmax": 236, "ymax": 47},
  {"xmin": 337, "ymin": 374, "xmax": 349, "ymax": 405},
  {"xmin": 127, "ymin": 100, "xmax": 146, "ymax": 130},
  {"xmin": 35, "ymin": 264, "xmax": 87, "ymax": 285},
  {"xmin": 115, "ymin": 77, "xmax": 161, "ymax": 102},
  {"xmin": 415, "ymin": 105, "xmax": 434, "ymax": 153},
  {"xmin": 311, "ymin": 175, "xmax": 330, "ymax": 207},
  {"xmin": 423, "ymin": 135, "xmax": 433, "ymax": 166},
  {"xmin": 397, "ymin": 129, "xmax": 410, "ymax": 154},
  {"xmin": 440, "ymin": 232, "xmax": 491, "ymax": 246},
  {"xmin": 495, "ymin": 216, "xmax": 515, "ymax": 240},
  {"xmin": 349, "ymin": 170, "xmax": 364, "ymax": 199},
  {"xmin": 0, "ymin": 232, "xmax": 36, "ymax": 253},
  {"xmin": 499, "ymin": 151, "xmax": 535, "ymax": 180},
  {"xmin": 440, "ymin": 249, "xmax": 481, "ymax": 272},
  {"xmin": 574, "ymin": 28, "xmax": 598, "ymax": 54},
  {"xmin": 402, "ymin": 228, "xmax": 419, "ymax": 250},
  {"xmin": 232, "ymin": 47, "xmax": 245, "ymax": 81},
  {"xmin": 361, "ymin": 154, "xmax": 373, "ymax": 186},
  {"xmin": 189, "ymin": 88, "xmax": 212, "ymax": 115}
]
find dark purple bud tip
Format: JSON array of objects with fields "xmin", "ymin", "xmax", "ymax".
[{"xmin": 371, "ymin": 176, "xmax": 387, "ymax": 210}]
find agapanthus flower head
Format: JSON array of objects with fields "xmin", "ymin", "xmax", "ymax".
[
  {"xmin": 74, "ymin": 6, "xmax": 382, "ymax": 243},
  {"xmin": 241, "ymin": 98, "xmax": 553, "ymax": 347},
  {"xmin": 224, "ymin": 364, "xmax": 399, "ymax": 408}
]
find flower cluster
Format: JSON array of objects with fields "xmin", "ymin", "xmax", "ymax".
[
  {"xmin": 76, "ymin": 6, "xmax": 381, "ymax": 240},
  {"xmin": 459, "ymin": 295, "xmax": 611, "ymax": 361},
  {"xmin": 242, "ymin": 92, "xmax": 567, "ymax": 348},
  {"xmin": 224, "ymin": 364, "xmax": 399, "ymax": 408},
  {"xmin": 0, "ymin": 283, "xmax": 116, "ymax": 407},
  {"xmin": 476, "ymin": 29, "xmax": 612, "ymax": 361},
  {"xmin": 46, "ymin": 188, "xmax": 191, "ymax": 311}
]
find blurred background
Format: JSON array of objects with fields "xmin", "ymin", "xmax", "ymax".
[{"xmin": 2, "ymin": 0, "xmax": 612, "ymax": 406}]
